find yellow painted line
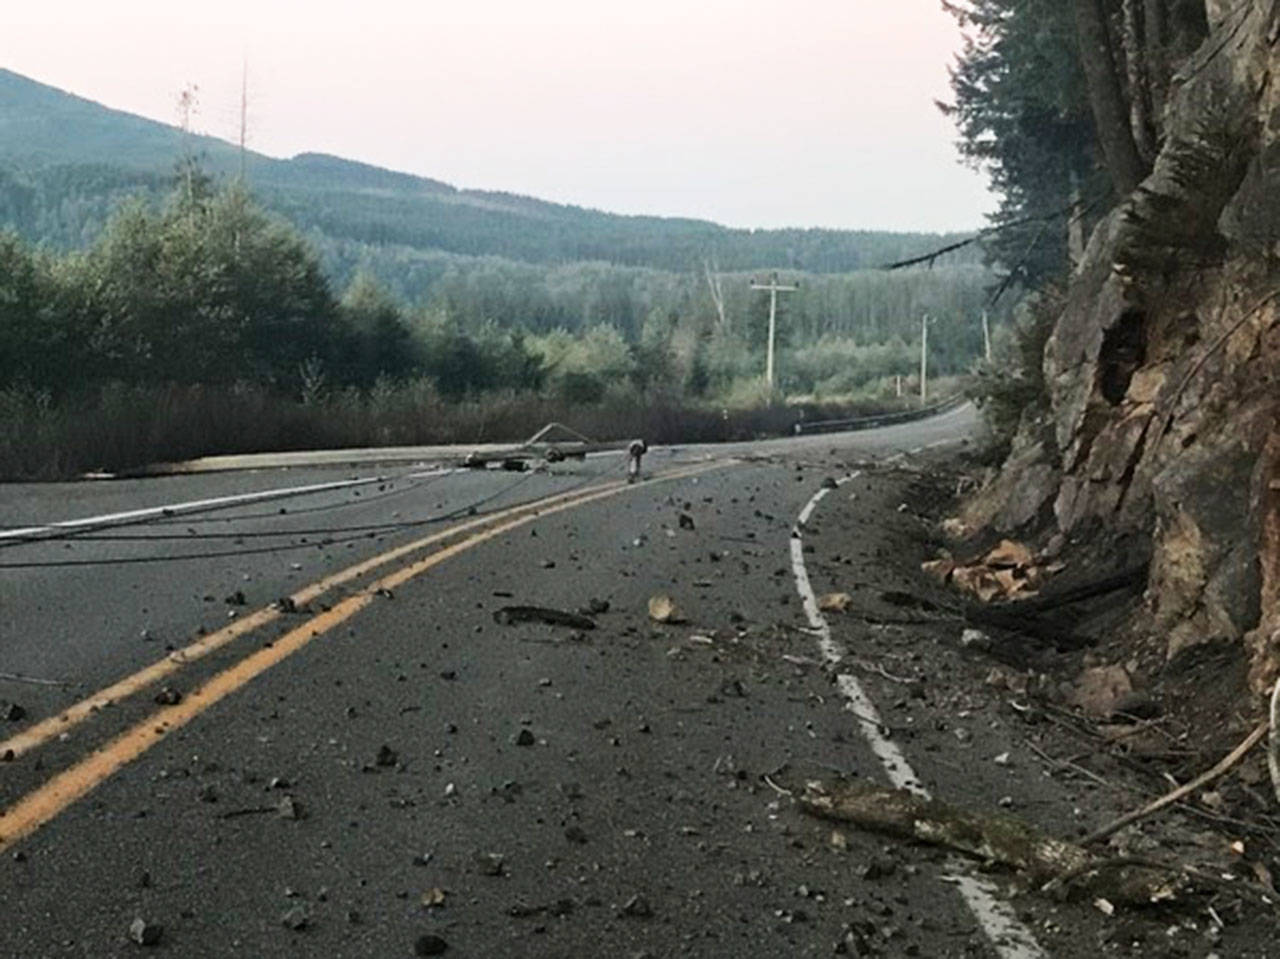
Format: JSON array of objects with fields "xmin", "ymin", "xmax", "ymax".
[
  {"xmin": 0, "ymin": 475, "xmax": 636, "ymax": 762},
  {"xmin": 0, "ymin": 460, "xmax": 729, "ymax": 852}
]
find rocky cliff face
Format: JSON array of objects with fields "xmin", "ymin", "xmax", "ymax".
[{"xmin": 974, "ymin": 2, "xmax": 1280, "ymax": 697}]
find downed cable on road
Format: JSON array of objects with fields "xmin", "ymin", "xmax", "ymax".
[{"xmin": 0, "ymin": 456, "xmax": 630, "ymax": 569}]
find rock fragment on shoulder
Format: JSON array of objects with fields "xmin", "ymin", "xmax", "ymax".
[{"xmin": 128, "ymin": 918, "xmax": 163, "ymax": 946}]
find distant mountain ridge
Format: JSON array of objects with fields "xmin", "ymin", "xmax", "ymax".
[{"xmin": 0, "ymin": 68, "xmax": 977, "ymax": 274}]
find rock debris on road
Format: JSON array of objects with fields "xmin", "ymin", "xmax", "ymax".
[{"xmin": 1, "ymin": 411, "xmax": 1272, "ymax": 957}]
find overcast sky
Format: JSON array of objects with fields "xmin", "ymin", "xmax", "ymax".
[{"xmin": 3, "ymin": 0, "xmax": 993, "ymax": 233}]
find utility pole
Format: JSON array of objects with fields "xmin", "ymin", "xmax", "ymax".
[
  {"xmin": 176, "ymin": 83, "xmax": 199, "ymax": 207},
  {"xmin": 750, "ymin": 272, "xmax": 799, "ymax": 391},
  {"xmin": 982, "ymin": 310, "xmax": 992, "ymax": 363},
  {"xmin": 920, "ymin": 314, "xmax": 930, "ymax": 404},
  {"xmin": 239, "ymin": 57, "xmax": 248, "ymax": 181}
]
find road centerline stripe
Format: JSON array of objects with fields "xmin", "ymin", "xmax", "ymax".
[
  {"xmin": 0, "ymin": 473, "xmax": 640, "ymax": 762},
  {"xmin": 0, "ymin": 460, "xmax": 730, "ymax": 853},
  {"xmin": 791, "ymin": 474, "xmax": 1046, "ymax": 959}
]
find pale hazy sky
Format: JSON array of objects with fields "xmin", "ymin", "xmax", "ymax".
[{"xmin": 3, "ymin": 0, "xmax": 994, "ymax": 232}]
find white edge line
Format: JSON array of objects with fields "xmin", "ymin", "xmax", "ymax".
[{"xmin": 791, "ymin": 472, "xmax": 1047, "ymax": 959}]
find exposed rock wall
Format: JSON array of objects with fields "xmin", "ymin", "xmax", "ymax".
[{"xmin": 980, "ymin": 1, "xmax": 1280, "ymax": 692}]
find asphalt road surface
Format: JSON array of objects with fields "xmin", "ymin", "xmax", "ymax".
[{"xmin": 0, "ymin": 406, "xmax": 1267, "ymax": 958}]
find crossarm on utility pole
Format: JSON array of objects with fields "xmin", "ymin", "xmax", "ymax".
[{"xmin": 750, "ymin": 272, "xmax": 799, "ymax": 391}]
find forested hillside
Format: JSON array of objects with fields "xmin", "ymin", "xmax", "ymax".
[
  {"xmin": 0, "ymin": 67, "xmax": 1002, "ymax": 478},
  {"xmin": 0, "ymin": 68, "xmax": 979, "ymax": 274}
]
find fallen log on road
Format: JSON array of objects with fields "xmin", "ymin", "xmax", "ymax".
[{"xmin": 799, "ymin": 782, "xmax": 1185, "ymax": 906}]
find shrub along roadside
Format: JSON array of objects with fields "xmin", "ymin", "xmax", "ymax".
[{"xmin": 0, "ymin": 382, "xmax": 926, "ymax": 481}]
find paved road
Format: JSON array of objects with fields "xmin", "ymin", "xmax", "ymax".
[{"xmin": 1, "ymin": 405, "xmax": 1257, "ymax": 958}]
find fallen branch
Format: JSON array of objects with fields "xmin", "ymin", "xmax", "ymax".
[
  {"xmin": 1084, "ymin": 720, "xmax": 1269, "ymax": 845},
  {"xmin": 799, "ymin": 782, "xmax": 1183, "ymax": 905},
  {"xmin": 1000, "ymin": 566, "xmax": 1148, "ymax": 614},
  {"xmin": 847, "ymin": 658, "xmax": 917, "ymax": 685},
  {"xmin": 218, "ymin": 806, "xmax": 275, "ymax": 819},
  {"xmin": 1270, "ymin": 681, "xmax": 1280, "ymax": 807},
  {"xmin": 492, "ymin": 606, "xmax": 597, "ymax": 630},
  {"xmin": 963, "ymin": 606, "xmax": 1094, "ymax": 651}
]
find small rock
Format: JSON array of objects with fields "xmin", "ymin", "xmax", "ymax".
[
  {"xmin": 154, "ymin": 687, "xmax": 182, "ymax": 706},
  {"xmin": 1111, "ymin": 691, "xmax": 1160, "ymax": 721},
  {"xmin": 513, "ymin": 729, "xmax": 536, "ymax": 747},
  {"xmin": 414, "ymin": 933, "xmax": 449, "ymax": 956},
  {"xmin": 861, "ymin": 857, "xmax": 897, "ymax": 881},
  {"xmin": 421, "ymin": 887, "xmax": 447, "ymax": 908},
  {"xmin": 375, "ymin": 744, "xmax": 398, "ymax": 767},
  {"xmin": 128, "ymin": 918, "xmax": 162, "ymax": 946},
  {"xmin": 587, "ymin": 598, "xmax": 610, "ymax": 615},
  {"xmin": 619, "ymin": 895, "xmax": 653, "ymax": 918},
  {"xmin": 475, "ymin": 852, "xmax": 506, "ymax": 876},
  {"xmin": 717, "ymin": 679, "xmax": 746, "ymax": 699},
  {"xmin": 224, "ymin": 590, "xmax": 246, "ymax": 606},
  {"xmin": 959, "ymin": 628, "xmax": 991, "ymax": 651},
  {"xmin": 277, "ymin": 795, "xmax": 303, "ymax": 820},
  {"xmin": 993, "ymin": 752, "xmax": 1011, "ymax": 767},
  {"xmin": 647, "ymin": 595, "xmax": 686, "ymax": 624},
  {"xmin": 817, "ymin": 593, "xmax": 853, "ymax": 613},
  {"xmin": 280, "ymin": 905, "xmax": 310, "ymax": 931},
  {"xmin": 678, "ymin": 513, "xmax": 696, "ymax": 530}
]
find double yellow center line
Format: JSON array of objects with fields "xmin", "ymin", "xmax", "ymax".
[{"xmin": 0, "ymin": 460, "xmax": 728, "ymax": 853}]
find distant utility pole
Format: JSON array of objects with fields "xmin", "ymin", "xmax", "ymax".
[
  {"xmin": 982, "ymin": 310, "xmax": 992, "ymax": 363},
  {"xmin": 750, "ymin": 272, "xmax": 799, "ymax": 391},
  {"xmin": 239, "ymin": 57, "xmax": 249, "ymax": 181},
  {"xmin": 176, "ymin": 83, "xmax": 199, "ymax": 206},
  {"xmin": 920, "ymin": 314, "xmax": 930, "ymax": 403}
]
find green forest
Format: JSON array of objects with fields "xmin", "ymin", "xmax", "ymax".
[{"xmin": 0, "ymin": 67, "xmax": 1011, "ymax": 477}]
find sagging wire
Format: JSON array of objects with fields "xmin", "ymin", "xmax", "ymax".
[{"xmin": 0, "ymin": 452, "xmax": 630, "ymax": 569}]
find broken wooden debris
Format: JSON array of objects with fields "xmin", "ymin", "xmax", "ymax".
[
  {"xmin": 1084, "ymin": 719, "xmax": 1269, "ymax": 845},
  {"xmin": 492, "ymin": 606, "xmax": 597, "ymax": 630},
  {"xmin": 1271, "ymin": 679, "xmax": 1280, "ymax": 807},
  {"xmin": 817, "ymin": 592, "xmax": 853, "ymax": 613},
  {"xmin": 799, "ymin": 782, "xmax": 1186, "ymax": 906}
]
